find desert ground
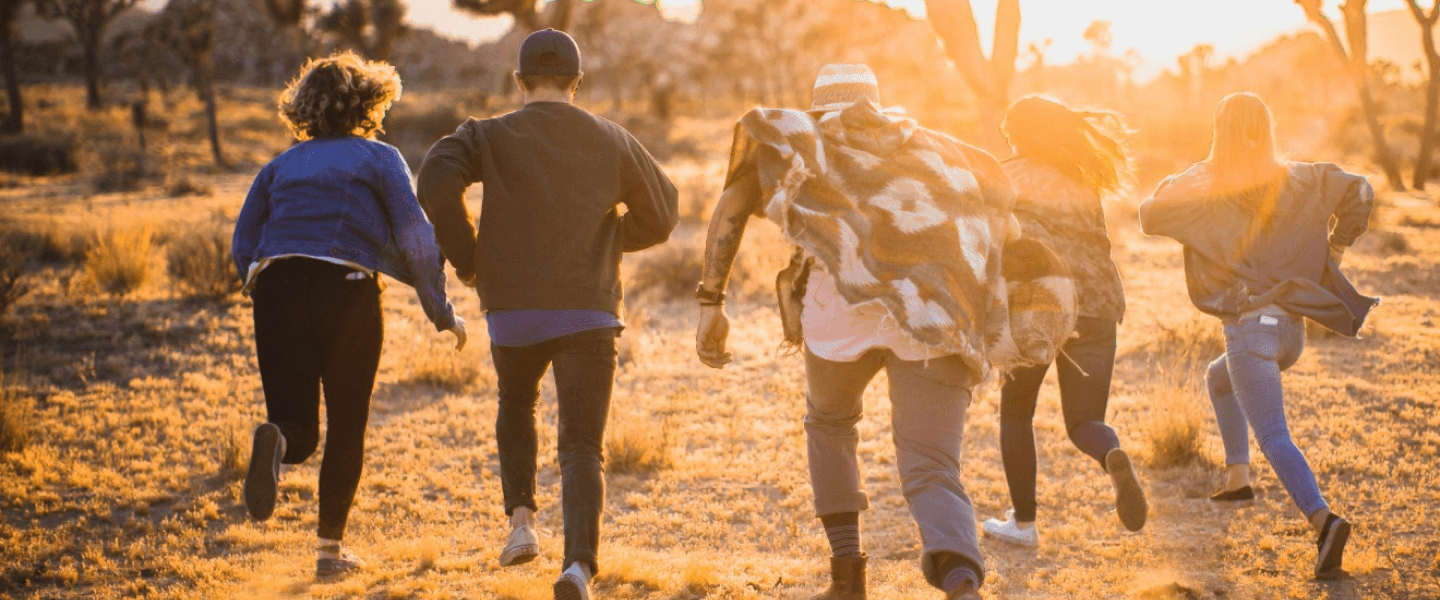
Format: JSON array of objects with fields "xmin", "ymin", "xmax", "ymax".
[{"xmin": 1, "ymin": 88, "xmax": 1438, "ymax": 600}]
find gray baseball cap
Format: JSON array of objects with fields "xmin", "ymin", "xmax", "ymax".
[{"xmin": 518, "ymin": 29, "xmax": 581, "ymax": 77}]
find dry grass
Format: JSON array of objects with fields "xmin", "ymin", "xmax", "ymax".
[
  {"xmin": 83, "ymin": 226, "xmax": 157, "ymax": 296},
  {"xmin": 166, "ymin": 226, "xmax": 240, "ymax": 300},
  {"xmin": 0, "ymin": 85, "xmax": 1436, "ymax": 600},
  {"xmin": 0, "ymin": 255, "xmax": 31, "ymax": 317},
  {"xmin": 0, "ymin": 369, "xmax": 32, "ymax": 454}
]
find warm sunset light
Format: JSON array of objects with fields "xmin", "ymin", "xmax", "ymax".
[{"xmin": 5, "ymin": 0, "xmax": 1438, "ymax": 598}]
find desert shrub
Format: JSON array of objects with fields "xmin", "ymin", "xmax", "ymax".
[
  {"xmin": 0, "ymin": 134, "xmax": 77, "ymax": 176},
  {"xmin": 164, "ymin": 173, "xmax": 213, "ymax": 198},
  {"xmin": 606, "ymin": 418, "xmax": 672, "ymax": 474},
  {"xmin": 217, "ymin": 424, "xmax": 249, "ymax": 482},
  {"xmin": 0, "ymin": 220, "xmax": 91, "ymax": 265},
  {"xmin": 166, "ymin": 227, "xmax": 239, "ymax": 299},
  {"xmin": 0, "ymin": 256, "xmax": 31, "ymax": 316},
  {"xmin": 625, "ymin": 231, "xmax": 765, "ymax": 304},
  {"xmin": 379, "ymin": 103, "xmax": 466, "ymax": 168},
  {"xmin": 0, "ymin": 372, "xmax": 32, "ymax": 454},
  {"xmin": 1144, "ymin": 385, "xmax": 1208, "ymax": 468},
  {"xmin": 1375, "ymin": 230, "xmax": 1410, "ymax": 256},
  {"xmin": 1126, "ymin": 316, "xmax": 1226, "ymax": 372},
  {"xmin": 91, "ymin": 145, "xmax": 147, "ymax": 193},
  {"xmin": 84, "ymin": 227, "xmax": 156, "ymax": 296},
  {"xmin": 402, "ymin": 343, "xmax": 485, "ymax": 392}
]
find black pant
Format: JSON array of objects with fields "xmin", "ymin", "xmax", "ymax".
[
  {"xmin": 999, "ymin": 316, "xmax": 1122, "ymax": 522},
  {"xmin": 492, "ymin": 327, "xmax": 618, "ymax": 575},
  {"xmin": 251, "ymin": 257, "xmax": 384, "ymax": 541}
]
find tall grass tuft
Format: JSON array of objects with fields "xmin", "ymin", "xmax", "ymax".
[
  {"xmin": 1144, "ymin": 378, "xmax": 1209, "ymax": 468},
  {"xmin": 217, "ymin": 424, "xmax": 249, "ymax": 482},
  {"xmin": 0, "ymin": 255, "xmax": 31, "ymax": 316},
  {"xmin": 607, "ymin": 418, "xmax": 673, "ymax": 474},
  {"xmin": 403, "ymin": 344, "xmax": 484, "ymax": 392},
  {"xmin": 0, "ymin": 369, "xmax": 32, "ymax": 454},
  {"xmin": 85, "ymin": 227, "xmax": 156, "ymax": 296},
  {"xmin": 167, "ymin": 226, "xmax": 240, "ymax": 299}
]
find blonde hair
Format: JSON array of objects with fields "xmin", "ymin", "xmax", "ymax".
[
  {"xmin": 278, "ymin": 51, "xmax": 401, "ymax": 141},
  {"xmin": 1002, "ymin": 95, "xmax": 1134, "ymax": 199},
  {"xmin": 1207, "ymin": 92, "xmax": 1286, "ymax": 228}
]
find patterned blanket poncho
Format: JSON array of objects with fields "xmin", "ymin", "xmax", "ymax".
[{"xmin": 729, "ymin": 100, "xmax": 1075, "ymax": 375}]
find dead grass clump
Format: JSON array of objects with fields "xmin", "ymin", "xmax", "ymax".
[
  {"xmin": 166, "ymin": 227, "xmax": 239, "ymax": 299},
  {"xmin": 1141, "ymin": 364, "xmax": 1210, "ymax": 469},
  {"xmin": 0, "ymin": 220, "xmax": 91, "ymax": 265},
  {"xmin": 217, "ymin": 424, "xmax": 249, "ymax": 482},
  {"xmin": 0, "ymin": 371, "xmax": 33, "ymax": 454},
  {"xmin": 606, "ymin": 418, "xmax": 672, "ymax": 474},
  {"xmin": 626, "ymin": 232, "xmax": 760, "ymax": 303},
  {"xmin": 85, "ymin": 227, "xmax": 157, "ymax": 296},
  {"xmin": 403, "ymin": 345, "xmax": 484, "ymax": 392},
  {"xmin": 164, "ymin": 173, "xmax": 213, "ymax": 198},
  {"xmin": 0, "ymin": 133, "xmax": 77, "ymax": 176},
  {"xmin": 91, "ymin": 145, "xmax": 148, "ymax": 193}
]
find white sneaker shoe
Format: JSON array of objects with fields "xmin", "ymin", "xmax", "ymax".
[
  {"xmin": 982, "ymin": 510, "xmax": 1040, "ymax": 547},
  {"xmin": 499, "ymin": 524, "xmax": 539, "ymax": 566}
]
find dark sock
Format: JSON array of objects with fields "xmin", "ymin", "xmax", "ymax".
[
  {"xmin": 819, "ymin": 512, "xmax": 862, "ymax": 557},
  {"xmin": 937, "ymin": 553, "xmax": 980, "ymax": 594}
]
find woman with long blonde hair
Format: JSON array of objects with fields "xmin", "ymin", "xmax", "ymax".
[
  {"xmin": 233, "ymin": 51, "xmax": 466, "ymax": 580},
  {"xmin": 1140, "ymin": 92, "xmax": 1376, "ymax": 579},
  {"xmin": 981, "ymin": 95, "xmax": 1149, "ymax": 548}
]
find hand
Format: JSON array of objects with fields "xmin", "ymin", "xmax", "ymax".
[
  {"xmin": 695, "ymin": 304, "xmax": 733, "ymax": 368},
  {"xmin": 456, "ymin": 269, "xmax": 477, "ymax": 289},
  {"xmin": 447, "ymin": 317, "xmax": 468, "ymax": 351}
]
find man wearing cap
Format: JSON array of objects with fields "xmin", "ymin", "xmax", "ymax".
[
  {"xmin": 416, "ymin": 28, "xmax": 678, "ymax": 600},
  {"xmin": 695, "ymin": 64, "xmax": 1018, "ymax": 600}
]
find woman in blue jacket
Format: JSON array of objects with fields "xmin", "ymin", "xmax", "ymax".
[
  {"xmin": 232, "ymin": 51, "xmax": 465, "ymax": 580},
  {"xmin": 1140, "ymin": 92, "xmax": 1375, "ymax": 579}
]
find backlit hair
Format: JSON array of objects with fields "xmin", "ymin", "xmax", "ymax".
[
  {"xmin": 1207, "ymin": 92, "xmax": 1286, "ymax": 227},
  {"xmin": 278, "ymin": 51, "xmax": 401, "ymax": 141},
  {"xmin": 1002, "ymin": 95, "xmax": 1133, "ymax": 199}
]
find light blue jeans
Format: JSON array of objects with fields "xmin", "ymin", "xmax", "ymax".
[{"xmin": 1206, "ymin": 308, "xmax": 1328, "ymax": 517}]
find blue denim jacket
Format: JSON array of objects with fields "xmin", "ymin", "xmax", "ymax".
[{"xmin": 233, "ymin": 137, "xmax": 456, "ymax": 331}]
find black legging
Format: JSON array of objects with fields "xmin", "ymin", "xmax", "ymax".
[
  {"xmin": 252, "ymin": 257, "xmax": 384, "ymax": 541},
  {"xmin": 999, "ymin": 316, "xmax": 1122, "ymax": 523}
]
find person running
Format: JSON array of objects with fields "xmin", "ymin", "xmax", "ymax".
[
  {"xmin": 415, "ymin": 29, "xmax": 678, "ymax": 600},
  {"xmin": 981, "ymin": 96, "xmax": 1148, "ymax": 547},
  {"xmin": 696, "ymin": 64, "xmax": 1023, "ymax": 600},
  {"xmin": 1139, "ymin": 92, "xmax": 1375, "ymax": 579},
  {"xmin": 233, "ymin": 50, "xmax": 465, "ymax": 580}
]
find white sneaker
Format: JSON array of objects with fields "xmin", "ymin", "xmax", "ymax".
[
  {"xmin": 982, "ymin": 510, "xmax": 1039, "ymax": 547},
  {"xmin": 499, "ymin": 524, "xmax": 539, "ymax": 566}
]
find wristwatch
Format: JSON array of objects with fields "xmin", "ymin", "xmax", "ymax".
[{"xmin": 695, "ymin": 283, "xmax": 726, "ymax": 306}]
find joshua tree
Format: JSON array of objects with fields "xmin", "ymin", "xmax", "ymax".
[
  {"xmin": 925, "ymin": 0, "xmax": 1019, "ymax": 155},
  {"xmin": 1407, "ymin": 0, "xmax": 1440, "ymax": 189},
  {"xmin": 316, "ymin": 0, "xmax": 408, "ymax": 61},
  {"xmin": 1297, "ymin": 0, "xmax": 1405, "ymax": 190},
  {"xmin": 261, "ymin": 0, "xmax": 309, "ymax": 72},
  {"xmin": 36, "ymin": 0, "xmax": 140, "ymax": 110},
  {"xmin": 151, "ymin": 0, "xmax": 223, "ymax": 165}
]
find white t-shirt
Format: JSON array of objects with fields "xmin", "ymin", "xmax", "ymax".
[{"xmin": 801, "ymin": 262, "xmax": 947, "ymax": 362}]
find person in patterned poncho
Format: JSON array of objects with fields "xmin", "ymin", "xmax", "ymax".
[
  {"xmin": 694, "ymin": 64, "xmax": 1017, "ymax": 600},
  {"xmin": 980, "ymin": 96, "xmax": 1150, "ymax": 549}
]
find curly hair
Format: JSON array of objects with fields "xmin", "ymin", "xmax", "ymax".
[
  {"xmin": 278, "ymin": 51, "xmax": 402, "ymax": 141},
  {"xmin": 1002, "ymin": 95, "xmax": 1134, "ymax": 200}
]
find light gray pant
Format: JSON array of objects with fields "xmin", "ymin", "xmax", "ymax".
[{"xmin": 804, "ymin": 347, "xmax": 984, "ymax": 589}]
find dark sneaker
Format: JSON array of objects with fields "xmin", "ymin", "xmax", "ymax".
[
  {"xmin": 1209, "ymin": 486, "xmax": 1255, "ymax": 502},
  {"xmin": 1315, "ymin": 514, "xmax": 1351, "ymax": 579},
  {"xmin": 1106, "ymin": 448, "xmax": 1148, "ymax": 532},
  {"xmin": 316, "ymin": 547, "xmax": 365, "ymax": 581},
  {"xmin": 553, "ymin": 570, "xmax": 591, "ymax": 600},
  {"xmin": 243, "ymin": 423, "xmax": 284, "ymax": 521}
]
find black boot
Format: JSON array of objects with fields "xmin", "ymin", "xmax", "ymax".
[{"xmin": 811, "ymin": 554, "xmax": 866, "ymax": 600}]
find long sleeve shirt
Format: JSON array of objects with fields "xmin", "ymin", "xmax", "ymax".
[{"xmin": 416, "ymin": 102, "xmax": 679, "ymax": 317}]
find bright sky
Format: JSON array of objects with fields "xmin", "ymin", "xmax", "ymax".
[{"xmin": 268, "ymin": 0, "xmax": 1417, "ymax": 81}]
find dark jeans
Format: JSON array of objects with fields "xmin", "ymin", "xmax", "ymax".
[
  {"xmin": 492, "ymin": 327, "xmax": 619, "ymax": 575},
  {"xmin": 251, "ymin": 257, "xmax": 384, "ymax": 541},
  {"xmin": 999, "ymin": 316, "xmax": 1122, "ymax": 522}
]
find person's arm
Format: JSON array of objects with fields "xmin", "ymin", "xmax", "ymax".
[
  {"xmin": 416, "ymin": 121, "xmax": 484, "ymax": 286},
  {"xmin": 378, "ymin": 145, "xmax": 464, "ymax": 346},
  {"xmin": 1138, "ymin": 172, "xmax": 1209, "ymax": 243},
  {"xmin": 618, "ymin": 137, "xmax": 680, "ymax": 252},
  {"xmin": 695, "ymin": 168, "xmax": 762, "ymax": 368},
  {"xmin": 232, "ymin": 165, "xmax": 273, "ymax": 284},
  {"xmin": 1321, "ymin": 163, "xmax": 1374, "ymax": 260}
]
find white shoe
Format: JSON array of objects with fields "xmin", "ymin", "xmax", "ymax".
[
  {"xmin": 982, "ymin": 510, "xmax": 1039, "ymax": 547},
  {"xmin": 499, "ymin": 524, "xmax": 539, "ymax": 566},
  {"xmin": 553, "ymin": 563, "xmax": 592, "ymax": 600}
]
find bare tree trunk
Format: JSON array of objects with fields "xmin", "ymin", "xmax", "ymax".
[
  {"xmin": 1408, "ymin": 1, "xmax": 1440, "ymax": 189},
  {"xmin": 200, "ymin": 64, "xmax": 223, "ymax": 166},
  {"xmin": 925, "ymin": 0, "xmax": 1019, "ymax": 155},
  {"xmin": 0, "ymin": 17, "xmax": 21, "ymax": 133},
  {"xmin": 1301, "ymin": 0, "xmax": 1405, "ymax": 190},
  {"xmin": 82, "ymin": 30, "xmax": 103, "ymax": 110}
]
